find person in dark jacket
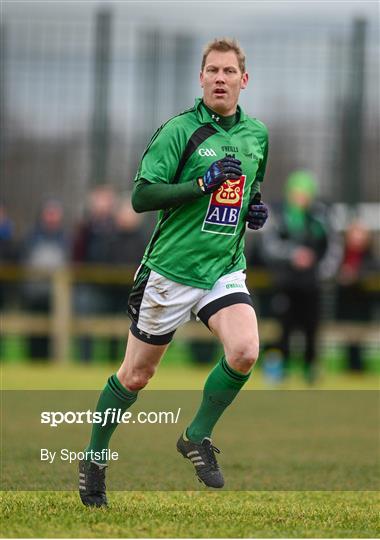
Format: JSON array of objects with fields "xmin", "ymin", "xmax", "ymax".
[
  {"xmin": 0, "ymin": 203, "xmax": 19, "ymax": 358},
  {"xmin": 262, "ymin": 170, "xmax": 329, "ymax": 382},
  {"xmin": 21, "ymin": 199, "xmax": 69, "ymax": 359},
  {"xmin": 72, "ymin": 185, "xmax": 116, "ymax": 362},
  {"xmin": 0, "ymin": 203, "xmax": 18, "ymax": 306},
  {"xmin": 73, "ymin": 185, "xmax": 116, "ymax": 264},
  {"xmin": 0, "ymin": 203, "xmax": 17, "ymax": 265},
  {"xmin": 336, "ymin": 220, "xmax": 379, "ymax": 370},
  {"xmin": 109, "ymin": 197, "xmax": 146, "ymax": 268},
  {"xmin": 106, "ymin": 198, "xmax": 147, "ymax": 359},
  {"xmin": 108, "ymin": 197, "xmax": 146, "ymax": 313}
]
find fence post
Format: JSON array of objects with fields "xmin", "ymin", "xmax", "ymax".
[{"xmin": 51, "ymin": 268, "xmax": 71, "ymax": 363}]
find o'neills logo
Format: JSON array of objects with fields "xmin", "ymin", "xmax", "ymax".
[{"xmin": 202, "ymin": 176, "xmax": 246, "ymax": 236}]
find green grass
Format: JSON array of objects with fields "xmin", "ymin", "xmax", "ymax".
[
  {"xmin": 1, "ymin": 491, "xmax": 379, "ymax": 538},
  {"xmin": 1, "ymin": 362, "xmax": 379, "ymax": 538},
  {"xmin": 3, "ymin": 390, "xmax": 377, "ymax": 492},
  {"xmin": 2, "ymin": 361, "xmax": 379, "ymax": 391}
]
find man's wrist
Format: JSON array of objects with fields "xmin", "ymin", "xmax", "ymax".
[{"xmin": 197, "ymin": 176, "xmax": 206, "ymax": 193}]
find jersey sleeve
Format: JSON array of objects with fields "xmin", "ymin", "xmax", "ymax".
[
  {"xmin": 134, "ymin": 119, "xmax": 187, "ymax": 185},
  {"xmin": 249, "ymin": 121, "xmax": 269, "ymax": 201},
  {"xmin": 255, "ymin": 123, "xmax": 269, "ymax": 184}
]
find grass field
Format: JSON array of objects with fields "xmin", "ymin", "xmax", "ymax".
[
  {"xmin": 1, "ymin": 491, "xmax": 379, "ymax": 538},
  {"xmin": 1, "ymin": 360, "xmax": 379, "ymax": 538},
  {"xmin": 2, "ymin": 360, "xmax": 379, "ymax": 390}
]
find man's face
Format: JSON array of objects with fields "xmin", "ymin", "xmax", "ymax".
[
  {"xmin": 288, "ymin": 189, "xmax": 313, "ymax": 210},
  {"xmin": 200, "ymin": 50, "xmax": 248, "ymax": 116}
]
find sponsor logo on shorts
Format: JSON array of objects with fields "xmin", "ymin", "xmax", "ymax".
[
  {"xmin": 202, "ymin": 175, "xmax": 246, "ymax": 236},
  {"xmin": 226, "ymin": 283, "xmax": 244, "ymax": 289}
]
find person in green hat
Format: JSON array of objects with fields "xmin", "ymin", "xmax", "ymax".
[{"xmin": 262, "ymin": 170, "xmax": 329, "ymax": 383}]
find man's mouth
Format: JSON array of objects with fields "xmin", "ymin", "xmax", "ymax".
[{"xmin": 213, "ymin": 88, "xmax": 227, "ymax": 95}]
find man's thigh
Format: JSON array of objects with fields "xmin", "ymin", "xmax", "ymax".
[
  {"xmin": 117, "ymin": 331, "xmax": 168, "ymax": 385},
  {"xmin": 192, "ymin": 270, "xmax": 260, "ymax": 368},
  {"xmin": 208, "ymin": 303, "xmax": 259, "ymax": 358},
  {"xmin": 193, "ymin": 270, "xmax": 252, "ymax": 325}
]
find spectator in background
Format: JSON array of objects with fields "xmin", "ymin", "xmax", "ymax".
[
  {"xmin": 72, "ymin": 185, "xmax": 116, "ymax": 362},
  {"xmin": 109, "ymin": 196, "xmax": 146, "ymax": 305},
  {"xmin": 110, "ymin": 197, "xmax": 146, "ymax": 268},
  {"xmin": 0, "ymin": 203, "xmax": 17, "ymax": 264},
  {"xmin": 73, "ymin": 185, "xmax": 116, "ymax": 264},
  {"xmin": 21, "ymin": 199, "xmax": 69, "ymax": 359},
  {"xmin": 336, "ymin": 220, "xmax": 378, "ymax": 370},
  {"xmin": 262, "ymin": 170, "xmax": 329, "ymax": 383},
  {"xmin": 108, "ymin": 197, "xmax": 146, "ymax": 359},
  {"xmin": 0, "ymin": 203, "xmax": 18, "ymax": 358}
]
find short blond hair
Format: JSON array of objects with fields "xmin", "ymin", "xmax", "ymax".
[{"xmin": 201, "ymin": 38, "xmax": 246, "ymax": 73}]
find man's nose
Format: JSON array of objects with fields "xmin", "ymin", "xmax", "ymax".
[{"xmin": 216, "ymin": 71, "xmax": 226, "ymax": 83}]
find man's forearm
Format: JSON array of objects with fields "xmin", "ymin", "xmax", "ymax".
[
  {"xmin": 249, "ymin": 179, "xmax": 261, "ymax": 202},
  {"xmin": 132, "ymin": 179, "xmax": 203, "ymax": 213}
]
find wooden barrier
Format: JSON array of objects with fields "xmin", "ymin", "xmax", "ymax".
[{"xmin": 0, "ymin": 264, "xmax": 379, "ymax": 362}]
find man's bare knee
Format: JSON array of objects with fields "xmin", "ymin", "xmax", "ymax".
[
  {"xmin": 117, "ymin": 332, "xmax": 167, "ymax": 391},
  {"xmin": 124, "ymin": 374, "xmax": 149, "ymax": 392},
  {"xmin": 118, "ymin": 366, "xmax": 155, "ymax": 391},
  {"xmin": 226, "ymin": 342, "xmax": 259, "ymax": 374}
]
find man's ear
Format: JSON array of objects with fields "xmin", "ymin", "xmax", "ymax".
[
  {"xmin": 241, "ymin": 72, "xmax": 249, "ymax": 90},
  {"xmin": 200, "ymin": 71, "xmax": 204, "ymax": 88}
]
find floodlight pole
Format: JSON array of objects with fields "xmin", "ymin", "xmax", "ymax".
[
  {"xmin": 90, "ymin": 9, "xmax": 112, "ymax": 186},
  {"xmin": 343, "ymin": 18, "xmax": 367, "ymax": 208}
]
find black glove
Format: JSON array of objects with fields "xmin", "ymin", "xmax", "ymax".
[
  {"xmin": 247, "ymin": 192, "xmax": 269, "ymax": 230},
  {"xmin": 197, "ymin": 157, "xmax": 242, "ymax": 194}
]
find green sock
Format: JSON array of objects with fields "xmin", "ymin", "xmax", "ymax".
[
  {"xmin": 186, "ymin": 356, "xmax": 251, "ymax": 443},
  {"xmin": 85, "ymin": 373, "xmax": 138, "ymax": 463}
]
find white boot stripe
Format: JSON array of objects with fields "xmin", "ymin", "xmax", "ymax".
[{"xmin": 187, "ymin": 450, "xmax": 199, "ymax": 457}]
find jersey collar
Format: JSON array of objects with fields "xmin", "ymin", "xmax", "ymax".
[{"xmin": 194, "ymin": 97, "xmax": 246, "ymax": 124}]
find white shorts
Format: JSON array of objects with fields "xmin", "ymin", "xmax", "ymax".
[{"xmin": 127, "ymin": 265, "xmax": 253, "ymax": 344}]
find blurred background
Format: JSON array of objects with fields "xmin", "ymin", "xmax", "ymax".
[{"xmin": 1, "ymin": 1, "xmax": 379, "ymax": 383}]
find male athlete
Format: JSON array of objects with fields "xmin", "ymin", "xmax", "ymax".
[{"xmin": 79, "ymin": 38, "xmax": 269, "ymax": 506}]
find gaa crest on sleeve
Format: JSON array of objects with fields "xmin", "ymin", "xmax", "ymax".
[{"xmin": 202, "ymin": 176, "xmax": 246, "ymax": 235}]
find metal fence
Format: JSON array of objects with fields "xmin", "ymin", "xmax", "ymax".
[{"xmin": 1, "ymin": 6, "xmax": 379, "ymax": 234}]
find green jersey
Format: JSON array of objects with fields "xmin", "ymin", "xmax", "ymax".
[{"xmin": 135, "ymin": 98, "xmax": 269, "ymax": 289}]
